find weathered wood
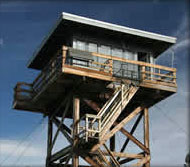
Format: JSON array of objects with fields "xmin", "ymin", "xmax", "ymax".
[
  {"xmin": 117, "ymin": 112, "xmax": 143, "ymax": 161},
  {"xmin": 91, "ymin": 106, "xmax": 144, "ymax": 152},
  {"xmin": 132, "ymin": 155, "xmax": 151, "ymax": 166},
  {"xmin": 51, "ymin": 146, "xmax": 71, "ymax": 162},
  {"xmin": 46, "ymin": 116, "xmax": 53, "ymax": 167},
  {"xmin": 52, "ymin": 118, "xmax": 73, "ymax": 144},
  {"xmin": 53, "ymin": 118, "xmax": 72, "ymax": 134},
  {"xmin": 118, "ymin": 125, "xmax": 149, "ymax": 154},
  {"xmin": 92, "ymin": 151, "xmax": 144, "ymax": 159},
  {"xmin": 144, "ymin": 108, "xmax": 150, "ymax": 167},
  {"xmin": 97, "ymin": 149, "xmax": 111, "ymax": 166},
  {"xmin": 50, "ymin": 98, "xmax": 71, "ymax": 151},
  {"xmin": 73, "ymin": 97, "xmax": 80, "ymax": 167},
  {"xmin": 103, "ymin": 144, "xmax": 120, "ymax": 167}
]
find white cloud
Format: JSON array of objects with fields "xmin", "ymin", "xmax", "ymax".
[
  {"xmin": 0, "ymin": 139, "xmax": 45, "ymax": 157},
  {"xmin": 172, "ymin": 15, "xmax": 190, "ymax": 53}
]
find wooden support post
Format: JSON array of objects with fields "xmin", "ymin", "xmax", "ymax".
[
  {"xmin": 144, "ymin": 108, "xmax": 150, "ymax": 167},
  {"xmin": 73, "ymin": 97, "xmax": 80, "ymax": 167},
  {"xmin": 62, "ymin": 46, "xmax": 68, "ymax": 65},
  {"xmin": 46, "ymin": 116, "xmax": 53, "ymax": 167},
  {"xmin": 141, "ymin": 66, "xmax": 146, "ymax": 80},
  {"xmin": 110, "ymin": 126, "xmax": 115, "ymax": 166}
]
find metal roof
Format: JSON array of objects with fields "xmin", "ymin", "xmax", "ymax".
[
  {"xmin": 61, "ymin": 12, "xmax": 176, "ymax": 43},
  {"xmin": 27, "ymin": 12, "xmax": 177, "ymax": 69}
]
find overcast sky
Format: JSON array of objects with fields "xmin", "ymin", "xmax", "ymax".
[{"xmin": 0, "ymin": 0, "xmax": 189, "ymax": 166}]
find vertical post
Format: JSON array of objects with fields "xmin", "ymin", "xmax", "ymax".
[
  {"xmin": 108, "ymin": 59, "xmax": 113, "ymax": 74},
  {"xmin": 73, "ymin": 97, "xmax": 80, "ymax": 167},
  {"xmin": 62, "ymin": 46, "xmax": 68, "ymax": 67},
  {"xmin": 144, "ymin": 108, "xmax": 150, "ymax": 167},
  {"xmin": 110, "ymin": 126, "xmax": 115, "ymax": 165},
  {"xmin": 46, "ymin": 116, "xmax": 53, "ymax": 167},
  {"xmin": 141, "ymin": 66, "xmax": 146, "ymax": 81}
]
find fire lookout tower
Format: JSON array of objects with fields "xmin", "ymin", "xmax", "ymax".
[{"xmin": 13, "ymin": 13, "xmax": 177, "ymax": 167}]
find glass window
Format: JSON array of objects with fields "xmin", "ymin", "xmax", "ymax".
[
  {"xmin": 98, "ymin": 45, "xmax": 111, "ymax": 55},
  {"xmin": 88, "ymin": 43, "xmax": 98, "ymax": 53},
  {"xmin": 73, "ymin": 39, "xmax": 86, "ymax": 51},
  {"xmin": 123, "ymin": 50, "xmax": 134, "ymax": 60},
  {"xmin": 112, "ymin": 48, "xmax": 123, "ymax": 58}
]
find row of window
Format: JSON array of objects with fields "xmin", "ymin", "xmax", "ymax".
[{"xmin": 73, "ymin": 39, "xmax": 138, "ymax": 61}]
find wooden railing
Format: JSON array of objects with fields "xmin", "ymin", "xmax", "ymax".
[
  {"xmin": 14, "ymin": 82, "xmax": 33, "ymax": 103},
  {"xmin": 65, "ymin": 46, "xmax": 177, "ymax": 86},
  {"xmin": 14, "ymin": 45, "xmax": 177, "ymax": 104},
  {"xmin": 32, "ymin": 50, "xmax": 63, "ymax": 96},
  {"xmin": 78, "ymin": 85, "xmax": 139, "ymax": 142}
]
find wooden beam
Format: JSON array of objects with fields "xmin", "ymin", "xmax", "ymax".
[
  {"xmin": 97, "ymin": 148, "xmax": 112, "ymax": 166},
  {"xmin": 50, "ymin": 98, "xmax": 71, "ymax": 151},
  {"xmin": 46, "ymin": 116, "xmax": 53, "ymax": 167},
  {"xmin": 144, "ymin": 108, "xmax": 150, "ymax": 167},
  {"xmin": 81, "ymin": 155, "xmax": 100, "ymax": 167},
  {"xmin": 103, "ymin": 144, "xmax": 120, "ymax": 167},
  {"xmin": 90, "ymin": 151, "xmax": 144, "ymax": 159},
  {"xmin": 91, "ymin": 106, "xmax": 144, "ymax": 152},
  {"xmin": 50, "ymin": 146, "xmax": 71, "ymax": 162},
  {"xmin": 73, "ymin": 97, "xmax": 80, "ymax": 167},
  {"xmin": 53, "ymin": 118, "xmax": 72, "ymax": 134},
  {"xmin": 132, "ymin": 155, "xmax": 151, "ymax": 166},
  {"xmin": 117, "ymin": 112, "xmax": 143, "ymax": 161},
  {"xmin": 118, "ymin": 126, "xmax": 150, "ymax": 154},
  {"xmin": 119, "ymin": 152, "xmax": 144, "ymax": 164},
  {"xmin": 52, "ymin": 118, "xmax": 73, "ymax": 144}
]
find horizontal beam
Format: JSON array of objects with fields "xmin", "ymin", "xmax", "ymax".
[
  {"xmin": 91, "ymin": 106, "xmax": 144, "ymax": 152},
  {"xmin": 118, "ymin": 126, "xmax": 150, "ymax": 154},
  {"xmin": 50, "ymin": 145, "xmax": 71, "ymax": 162}
]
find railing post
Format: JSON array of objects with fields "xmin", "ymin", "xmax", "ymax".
[
  {"xmin": 62, "ymin": 46, "xmax": 68, "ymax": 67},
  {"xmin": 173, "ymin": 70, "xmax": 177, "ymax": 85},
  {"xmin": 85, "ymin": 115, "xmax": 88, "ymax": 142},
  {"xmin": 108, "ymin": 59, "xmax": 113, "ymax": 74},
  {"xmin": 141, "ymin": 65, "xmax": 146, "ymax": 81}
]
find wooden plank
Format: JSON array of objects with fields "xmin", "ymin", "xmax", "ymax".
[
  {"xmin": 103, "ymin": 144, "xmax": 120, "ymax": 167},
  {"xmin": 117, "ymin": 112, "xmax": 143, "ymax": 161},
  {"xmin": 46, "ymin": 116, "xmax": 53, "ymax": 167},
  {"xmin": 90, "ymin": 52, "xmax": 176, "ymax": 72},
  {"xmin": 132, "ymin": 155, "xmax": 150, "ymax": 166},
  {"xmin": 73, "ymin": 97, "xmax": 80, "ymax": 167},
  {"xmin": 66, "ymin": 46, "xmax": 176, "ymax": 72},
  {"xmin": 99, "ymin": 151, "xmax": 144, "ymax": 159},
  {"xmin": 117, "ymin": 125, "xmax": 150, "ymax": 154},
  {"xmin": 52, "ymin": 118, "xmax": 73, "ymax": 144},
  {"xmin": 144, "ymin": 108, "xmax": 150, "ymax": 167},
  {"xmin": 50, "ymin": 98, "xmax": 71, "ymax": 151},
  {"xmin": 91, "ymin": 106, "xmax": 144, "ymax": 152},
  {"xmin": 50, "ymin": 146, "xmax": 71, "ymax": 162},
  {"xmin": 143, "ymin": 70, "xmax": 176, "ymax": 79},
  {"xmin": 97, "ymin": 149, "xmax": 112, "ymax": 166}
]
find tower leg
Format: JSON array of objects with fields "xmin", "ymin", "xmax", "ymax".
[
  {"xmin": 144, "ymin": 108, "xmax": 150, "ymax": 167},
  {"xmin": 73, "ymin": 97, "xmax": 80, "ymax": 167},
  {"xmin": 110, "ymin": 129, "xmax": 115, "ymax": 166},
  {"xmin": 46, "ymin": 116, "xmax": 53, "ymax": 167}
]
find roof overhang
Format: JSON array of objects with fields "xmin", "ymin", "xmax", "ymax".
[{"xmin": 28, "ymin": 12, "xmax": 177, "ymax": 70}]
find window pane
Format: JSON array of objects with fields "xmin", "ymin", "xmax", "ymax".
[
  {"xmin": 77, "ymin": 41, "xmax": 86, "ymax": 51},
  {"xmin": 88, "ymin": 43, "xmax": 98, "ymax": 52},
  {"xmin": 112, "ymin": 48, "xmax": 123, "ymax": 58},
  {"xmin": 98, "ymin": 45, "xmax": 111, "ymax": 55}
]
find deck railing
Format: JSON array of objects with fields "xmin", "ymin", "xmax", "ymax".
[
  {"xmin": 14, "ymin": 45, "xmax": 177, "ymax": 104},
  {"xmin": 66, "ymin": 46, "xmax": 177, "ymax": 86}
]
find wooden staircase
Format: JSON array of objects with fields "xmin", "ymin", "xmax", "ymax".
[{"xmin": 78, "ymin": 84, "xmax": 139, "ymax": 143}]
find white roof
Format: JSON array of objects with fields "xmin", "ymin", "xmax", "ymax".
[{"xmin": 62, "ymin": 12, "xmax": 176, "ymax": 44}]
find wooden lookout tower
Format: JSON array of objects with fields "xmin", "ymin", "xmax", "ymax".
[{"xmin": 13, "ymin": 13, "xmax": 177, "ymax": 166}]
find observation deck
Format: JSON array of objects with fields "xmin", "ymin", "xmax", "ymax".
[{"xmin": 13, "ymin": 46, "xmax": 177, "ymax": 118}]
